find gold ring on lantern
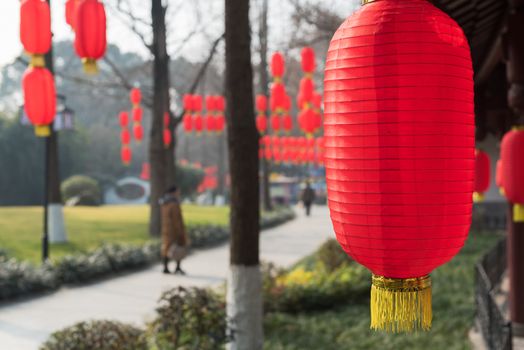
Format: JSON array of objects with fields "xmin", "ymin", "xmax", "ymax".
[{"xmin": 370, "ymin": 275, "xmax": 432, "ymax": 332}]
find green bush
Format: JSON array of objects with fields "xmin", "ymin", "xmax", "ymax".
[
  {"xmin": 316, "ymin": 239, "xmax": 352, "ymax": 273},
  {"xmin": 148, "ymin": 287, "xmax": 229, "ymax": 350},
  {"xmin": 176, "ymin": 164, "xmax": 205, "ymax": 197},
  {"xmin": 40, "ymin": 320, "xmax": 147, "ymax": 350},
  {"xmin": 61, "ymin": 175, "xmax": 102, "ymax": 206}
]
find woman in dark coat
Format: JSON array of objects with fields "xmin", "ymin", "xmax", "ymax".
[{"xmin": 160, "ymin": 186, "xmax": 189, "ymax": 274}]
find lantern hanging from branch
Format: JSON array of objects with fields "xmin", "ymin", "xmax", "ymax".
[
  {"xmin": 270, "ymin": 52, "xmax": 285, "ymax": 81},
  {"xmin": 121, "ymin": 145, "xmax": 132, "ymax": 165},
  {"xmin": 301, "ymin": 47, "xmax": 316, "ymax": 76},
  {"xmin": 119, "ymin": 111, "xmax": 129, "ymax": 128},
  {"xmin": 324, "ymin": 0, "xmax": 474, "ymax": 332},
  {"xmin": 22, "ymin": 67, "xmax": 56, "ymax": 137},
  {"xmin": 474, "ymin": 150, "xmax": 491, "ymax": 202},
  {"xmin": 130, "ymin": 88, "xmax": 141, "ymax": 108},
  {"xmin": 270, "ymin": 113, "xmax": 281, "ymax": 134},
  {"xmin": 74, "ymin": 0, "xmax": 107, "ymax": 74},
  {"xmin": 133, "ymin": 123, "xmax": 143, "ymax": 143},
  {"xmin": 501, "ymin": 127, "xmax": 524, "ymax": 222},
  {"xmin": 120, "ymin": 128, "xmax": 130, "ymax": 145},
  {"xmin": 20, "ymin": 0, "xmax": 51, "ymax": 68}
]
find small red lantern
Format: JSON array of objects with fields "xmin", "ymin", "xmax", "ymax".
[
  {"xmin": 205, "ymin": 95, "xmax": 216, "ymax": 113},
  {"xmin": 271, "ymin": 114, "xmax": 281, "ymax": 133},
  {"xmin": 215, "ymin": 115, "xmax": 225, "ymax": 134},
  {"xmin": 163, "ymin": 128, "xmax": 172, "ymax": 148},
  {"xmin": 74, "ymin": 0, "xmax": 106, "ymax": 74},
  {"xmin": 324, "ymin": 0, "xmax": 474, "ymax": 332},
  {"xmin": 130, "ymin": 88, "xmax": 141, "ymax": 107},
  {"xmin": 194, "ymin": 114, "xmax": 204, "ymax": 133},
  {"xmin": 133, "ymin": 123, "xmax": 143, "ymax": 142},
  {"xmin": 496, "ymin": 160, "xmax": 504, "ymax": 196},
  {"xmin": 282, "ymin": 114, "xmax": 293, "ymax": 133},
  {"xmin": 119, "ymin": 111, "xmax": 129, "ymax": 128},
  {"xmin": 183, "ymin": 94, "xmax": 194, "ymax": 111},
  {"xmin": 132, "ymin": 108, "xmax": 143, "ymax": 123},
  {"xmin": 270, "ymin": 83, "xmax": 286, "ymax": 112},
  {"xmin": 257, "ymin": 115, "xmax": 268, "ymax": 134},
  {"xmin": 206, "ymin": 114, "xmax": 217, "ymax": 132},
  {"xmin": 301, "ymin": 47, "xmax": 316, "ymax": 74},
  {"xmin": 65, "ymin": 0, "xmax": 78, "ymax": 30},
  {"xmin": 20, "ymin": 0, "xmax": 51, "ymax": 68},
  {"xmin": 192, "ymin": 95, "xmax": 203, "ymax": 112},
  {"xmin": 215, "ymin": 95, "xmax": 226, "ymax": 113},
  {"xmin": 298, "ymin": 109, "xmax": 316, "ymax": 136},
  {"xmin": 271, "ymin": 52, "xmax": 285, "ymax": 79},
  {"xmin": 140, "ymin": 162, "xmax": 150, "ymax": 180},
  {"xmin": 256, "ymin": 95, "xmax": 267, "ymax": 112},
  {"xmin": 22, "ymin": 67, "xmax": 56, "ymax": 137},
  {"xmin": 501, "ymin": 128, "xmax": 524, "ymax": 222},
  {"xmin": 183, "ymin": 113, "xmax": 193, "ymax": 133},
  {"xmin": 121, "ymin": 128, "xmax": 130, "ymax": 145},
  {"xmin": 474, "ymin": 150, "xmax": 491, "ymax": 202},
  {"xmin": 121, "ymin": 146, "xmax": 132, "ymax": 165},
  {"xmin": 299, "ymin": 78, "xmax": 315, "ymax": 105}
]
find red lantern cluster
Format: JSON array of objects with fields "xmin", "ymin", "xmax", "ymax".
[
  {"xmin": 269, "ymin": 52, "xmax": 293, "ymax": 135},
  {"xmin": 258, "ymin": 135, "xmax": 324, "ymax": 166},
  {"xmin": 182, "ymin": 94, "xmax": 226, "ymax": 135},
  {"xmin": 501, "ymin": 127, "xmax": 524, "ymax": 222},
  {"xmin": 73, "ymin": 0, "xmax": 107, "ymax": 74},
  {"xmin": 130, "ymin": 88, "xmax": 144, "ymax": 143},
  {"xmin": 20, "ymin": 0, "xmax": 56, "ymax": 137},
  {"xmin": 256, "ymin": 95, "xmax": 268, "ymax": 134},
  {"xmin": 474, "ymin": 150, "xmax": 491, "ymax": 202},
  {"xmin": 298, "ymin": 47, "xmax": 322, "ymax": 137},
  {"xmin": 324, "ymin": 0, "xmax": 474, "ymax": 332},
  {"xmin": 118, "ymin": 110, "xmax": 132, "ymax": 165}
]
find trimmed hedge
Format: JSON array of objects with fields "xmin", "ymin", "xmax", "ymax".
[{"xmin": 0, "ymin": 207, "xmax": 295, "ymax": 302}]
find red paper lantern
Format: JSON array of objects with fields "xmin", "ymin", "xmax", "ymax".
[
  {"xmin": 130, "ymin": 88, "xmax": 141, "ymax": 107},
  {"xmin": 119, "ymin": 111, "xmax": 129, "ymax": 128},
  {"xmin": 215, "ymin": 114, "xmax": 225, "ymax": 133},
  {"xmin": 298, "ymin": 109, "xmax": 316, "ymax": 136},
  {"xmin": 133, "ymin": 123, "xmax": 143, "ymax": 142},
  {"xmin": 206, "ymin": 95, "xmax": 216, "ymax": 112},
  {"xmin": 194, "ymin": 114, "xmax": 204, "ymax": 133},
  {"xmin": 301, "ymin": 47, "xmax": 316, "ymax": 74},
  {"xmin": 299, "ymin": 78, "xmax": 315, "ymax": 105},
  {"xmin": 270, "ymin": 83, "xmax": 286, "ymax": 112},
  {"xmin": 324, "ymin": 0, "xmax": 474, "ymax": 332},
  {"xmin": 120, "ymin": 128, "xmax": 130, "ymax": 145},
  {"xmin": 183, "ymin": 113, "xmax": 193, "ymax": 133},
  {"xmin": 474, "ymin": 150, "xmax": 490, "ymax": 202},
  {"xmin": 121, "ymin": 146, "xmax": 132, "ymax": 165},
  {"xmin": 192, "ymin": 95, "xmax": 203, "ymax": 112},
  {"xmin": 183, "ymin": 94, "xmax": 194, "ymax": 111},
  {"xmin": 496, "ymin": 160, "xmax": 504, "ymax": 195},
  {"xmin": 163, "ymin": 112, "xmax": 170, "ymax": 128},
  {"xmin": 312, "ymin": 93, "xmax": 322, "ymax": 110},
  {"xmin": 256, "ymin": 115, "xmax": 268, "ymax": 134},
  {"xmin": 271, "ymin": 114, "xmax": 281, "ymax": 133},
  {"xmin": 282, "ymin": 114, "xmax": 293, "ymax": 133},
  {"xmin": 271, "ymin": 52, "xmax": 285, "ymax": 79},
  {"xmin": 74, "ymin": 0, "xmax": 106, "ymax": 74},
  {"xmin": 140, "ymin": 162, "xmax": 150, "ymax": 180},
  {"xmin": 501, "ymin": 128, "xmax": 524, "ymax": 221},
  {"xmin": 206, "ymin": 114, "xmax": 217, "ymax": 132},
  {"xmin": 20, "ymin": 0, "xmax": 51, "ymax": 68},
  {"xmin": 163, "ymin": 128, "xmax": 172, "ymax": 148},
  {"xmin": 65, "ymin": 0, "xmax": 78, "ymax": 29},
  {"xmin": 132, "ymin": 107, "xmax": 143, "ymax": 123},
  {"xmin": 256, "ymin": 95, "xmax": 267, "ymax": 112},
  {"xmin": 215, "ymin": 95, "xmax": 226, "ymax": 112},
  {"xmin": 22, "ymin": 67, "xmax": 56, "ymax": 137}
]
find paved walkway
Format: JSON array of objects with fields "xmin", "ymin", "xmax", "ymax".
[{"xmin": 0, "ymin": 206, "xmax": 332, "ymax": 350}]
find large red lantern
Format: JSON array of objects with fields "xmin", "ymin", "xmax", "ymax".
[
  {"xmin": 74, "ymin": 0, "xmax": 107, "ymax": 74},
  {"xmin": 301, "ymin": 47, "xmax": 316, "ymax": 75},
  {"xmin": 22, "ymin": 67, "xmax": 56, "ymax": 137},
  {"xmin": 324, "ymin": 0, "xmax": 474, "ymax": 332},
  {"xmin": 501, "ymin": 128, "xmax": 524, "ymax": 222},
  {"xmin": 271, "ymin": 52, "xmax": 285, "ymax": 79},
  {"xmin": 20, "ymin": 0, "xmax": 51, "ymax": 68},
  {"xmin": 65, "ymin": 0, "xmax": 78, "ymax": 30},
  {"xmin": 130, "ymin": 88, "xmax": 141, "ymax": 107},
  {"xmin": 474, "ymin": 150, "xmax": 490, "ymax": 202}
]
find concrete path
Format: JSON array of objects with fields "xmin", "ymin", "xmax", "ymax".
[{"xmin": 0, "ymin": 206, "xmax": 332, "ymax": 350}]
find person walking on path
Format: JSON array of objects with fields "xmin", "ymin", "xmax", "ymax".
[
  {"xmin": 160, "ymin": 186, "xmax": 189, "ymax": 275},
  {"xmin": 301, "ymin": 181, "xmax": 316, "ymax": 217}
]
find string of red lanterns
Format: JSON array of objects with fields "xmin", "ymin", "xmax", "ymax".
[{"xmin": 182, "ymin": 94, "xmax": 226, "ymax": 135}]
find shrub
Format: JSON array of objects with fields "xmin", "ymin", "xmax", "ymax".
[
  {"xmin": 40, "ymin": 320, "xmax": 147, "ymax": 350},
  {"xmin": 176, "ymin": 164, "xmax": 205, "ymax": 197},
  {"xmin": 0, "ymin": 258, "xmax": 58, "ymax": 300},
  {"xmin": 148, "ymin": 287, "xmax": 229, "ymax": 350},
  {"xmin": 61, "ymin": 175, "xmax": 102, "ymax": 206},
  {"xmin": 316, "ymin": 239, "xmax": 352, "ymax": 272}
]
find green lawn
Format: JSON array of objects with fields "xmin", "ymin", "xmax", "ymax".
[
  {"xmin": 0, "ymin": 205, "xmax": 229, "ymax": 263},
  {"xmin": 264, "ymin": 233, "xmax": 500, "ymax": 350}
]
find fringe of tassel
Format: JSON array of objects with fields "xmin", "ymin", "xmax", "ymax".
[{"xmin": 370, "ymin": 275, "xmax": 432, "ymax": 333}]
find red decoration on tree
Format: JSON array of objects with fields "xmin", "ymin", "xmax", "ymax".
[
  {"xmin": 20, "ymin": 0, "xmax": 51, "ymax": 68},
  {"xmin": 120, "ymin": 128, "xmax": 130, "ymax": 145},
  {"xmin": 121, "ymin": 146, "xmax": 132, "ymax": 165},
  {"xmin": 119, "ymin": 111, "xmax": 129, "ymax": 128},
  {"xmin": 133, "ymin": 123, "xmax": 143, "ymax": 142},
  {"xmin": 256, "ymin": 115, "xmax": 268, "ymax": 134},
  {"xmin": 501, "ymin": 128, "xmax": 524, "ymax": 222},
  {"xmin": 474, "ymin": 150, "xmax": 490, "ymax": 202},
  {"xmin": 215, "ymin": 95, "xmax": 226, "ymax": 133},
  {"xmin": 324, "ymin": 0, "xmax": 474, "ymax": 332},
  {"xmin": 22, "ymin": 67, "xmax": 56, "ymax": 137},
  {"xmin": 130, "ymin": 88, "xmax": 141, "ymax": 107},
  {"xmin": 206, "ymin": 114, "xmax": 217, "ymax": 132},
  {"xmin": 301, "ymin": 47, "xmax": 316, "ymax": 74},
  {"xmin": 74, "ymin": 0, "xmax": 106, "ymax": 74},
  {"xmin": 270, "ymin": 52, "xmax": 285, "ymax": 79},
  {"xmin": 206, "ymin": 95, "xmax": 216, "ymax": 112},
  {"xmin": 298, "ymin": 78, "xmax": 315, "ymax": 106}
]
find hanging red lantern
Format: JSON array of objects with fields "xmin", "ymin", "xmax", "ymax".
[
  {"xmin": 271, "ymin": 52, "xmax": 285, "ymax": 79},
  {"xmin": 194, "ymin": 114, "xmax": 204, "ymax": 134},
  {"xmin": 130, "ymin": 88, "xmax": 141, "ymax": 107},
  {"xmin": 192, "ymin": 95, "xmax": 203, "ymax": 112},
  {"xmin": 215, "ymin": 95, "xmax": 226, "ymax": 113},
  {"xmin": 206, "ymin": 114, "xmax": 217, "ymax": 133},
  {"xmin": 120, "ymin": 128, "xmax": 130, "ymax": 145},
  {"xmin": 299, "ymin": 78, "xmax": 315, "ymax": 105},
  {"xmin": 474, "ymin": 150, "xmax": 491, "ymax": 202},
  {"xmin": 163, "ymin": 112, "xmax": 170, "ymax": 128},
  {"xmin": 119, "ymin": 111, "xmax": 129, "ymax": 128},
  {"xmin": 183, "ymin": 94, "xmax": 194, "ymax": 112},
  {"xmin": 215, "ymin": 96, "xmax": 226, "ymax": 133},
  {"xmin": 132, "ymin": 108, "xmax": 143, "ymax": 123},
  {"xmin": 65, "ymin": 0, "xmax": 78, "ymax": 30},
  {"xmin": 215, "ymin": 115, "xmax": 225, "ymax": 134},
  {"xmin": 121, "ymin": 146, "xmax": 132, "ymax": 165},
  {"xmin": 133, "ymin": 123, "xmax": 143, "ymax": 142},
  {"xmin": 206, "ymin": 95, "xmax": 216, "ymax": 113},
  {"xmin": 163, "ymin": 128, "xmax": 172, "ymax": 148},
  {"xmin": 324, "ymin": 0, "xmax": 474, "ymax": 332},
  {"xmin": 270, "ymin": 83, "xmax": 286, "ymax": 112},
  {"xmin": 298, "ymin": 109, "xmax": 316, "ymax": 137},
  {"xmin": 20, "ymin": 0, "xmax": 51, "ymax": 68},
  {"xmin": 22, "ymin": 67, "xmax": 56, "ymax": 137},
  {"xmin": 270, "ymin": 114, "xmax": 281, "ymax": 133},
  {"xmin": 183, "ymin": 113, "xmax": 193, "ymax": 133},
  {"xmin": 256, "ymin": 95, "xmax": 267, "ymax": 112},
  {"xmin": 496, "ymin": 160, "xmax": 504, "ymax": 196},
  {"xmin": 256, "ymin": 115, "xmax": 268, "ymax": 134},
  {"xmin": 501, "ymin": 128, "xmax": 524, "ymax": 222},
  {"xmin": 140, "ymin": 162, "xmax": 150, "ymax": 180},
  {"xmin": 282, "ymin": 114, "xmax": 293, "ymax": 133},
  {"xmin": 74, "ymin": 0, "xmax": 107, "ymax": 74},
  {"xmin": 301, "ymin": 47, "xmax": 316, "ymax": 74},
  {"xmin": 312, "ymin": 92, "xmax": 322, "ymax": 111}
]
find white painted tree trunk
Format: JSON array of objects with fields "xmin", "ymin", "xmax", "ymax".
[
  {"xmin": 48, "ymin": 203, "xmax": 67, "ymax": 243},
  {"xmin": 227, "ymin": 264, "xmax": 263, "ymax": 350}
]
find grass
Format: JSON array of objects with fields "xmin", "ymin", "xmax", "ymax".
[
  {"xmin": 0, "ymin": 205, "xmax": 229, "ymax": 263},
  {"xmin": 264, "ymin": 232, "xmax": 501, "ymax": 350}
]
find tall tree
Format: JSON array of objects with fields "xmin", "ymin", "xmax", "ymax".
[{"xmin": 225, "ymin": 0, "xmax": 263, "ymax": 348}]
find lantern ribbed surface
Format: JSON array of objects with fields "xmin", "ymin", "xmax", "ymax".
[
  {"xmin": 324, "ymin": 0, "xmax": 474, "ymax": 332},
  {"xmin": 501, "ymin": 128, "xmax": 524, "ymax": 222}
]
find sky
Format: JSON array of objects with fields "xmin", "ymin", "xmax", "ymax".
[{"xmin": 1, "ymin": 0, "xmax": 359, "ymax": 68}]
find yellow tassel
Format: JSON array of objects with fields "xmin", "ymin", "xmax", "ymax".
[
  {"xmin": 82, "ymin": 58, "xmax": 99, "ymax": 75},
  {"xmin": 370, "ymin": 275, "xmax": 432, "ymax": 332},
  {"xmin": 34, "ymin": 125, "xmax": 51, "ymax": 137},
  {"xmin": 29, "ymin": 54, "xmax": 45, "ymax": 68},
  {"xmin": 473, "ymin": 192, "xmax": 484, "ymax": 203},
  {"xmin": 514, "ymin": 204, "xmax": 524, "ymax": 223}
]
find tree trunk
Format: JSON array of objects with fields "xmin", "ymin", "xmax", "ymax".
[
  {"xmin": 225, "ymin": 0, "xmax": 263, "ymax": 348},
  {"xmin": 258, "ymin": 0, "xmax": 272, "ymax": 212},
  {"xmin": 45, "ymin": 0, "xmax": 67, "ymax": 244},
  {"xmin": 149, "ymin": 0, "xmax": 176, "ymax": 236}
]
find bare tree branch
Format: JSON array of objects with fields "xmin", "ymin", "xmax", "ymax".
[{"xmin": 107, "ymin": 0, "xmax": 153, "ymax": 52}]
